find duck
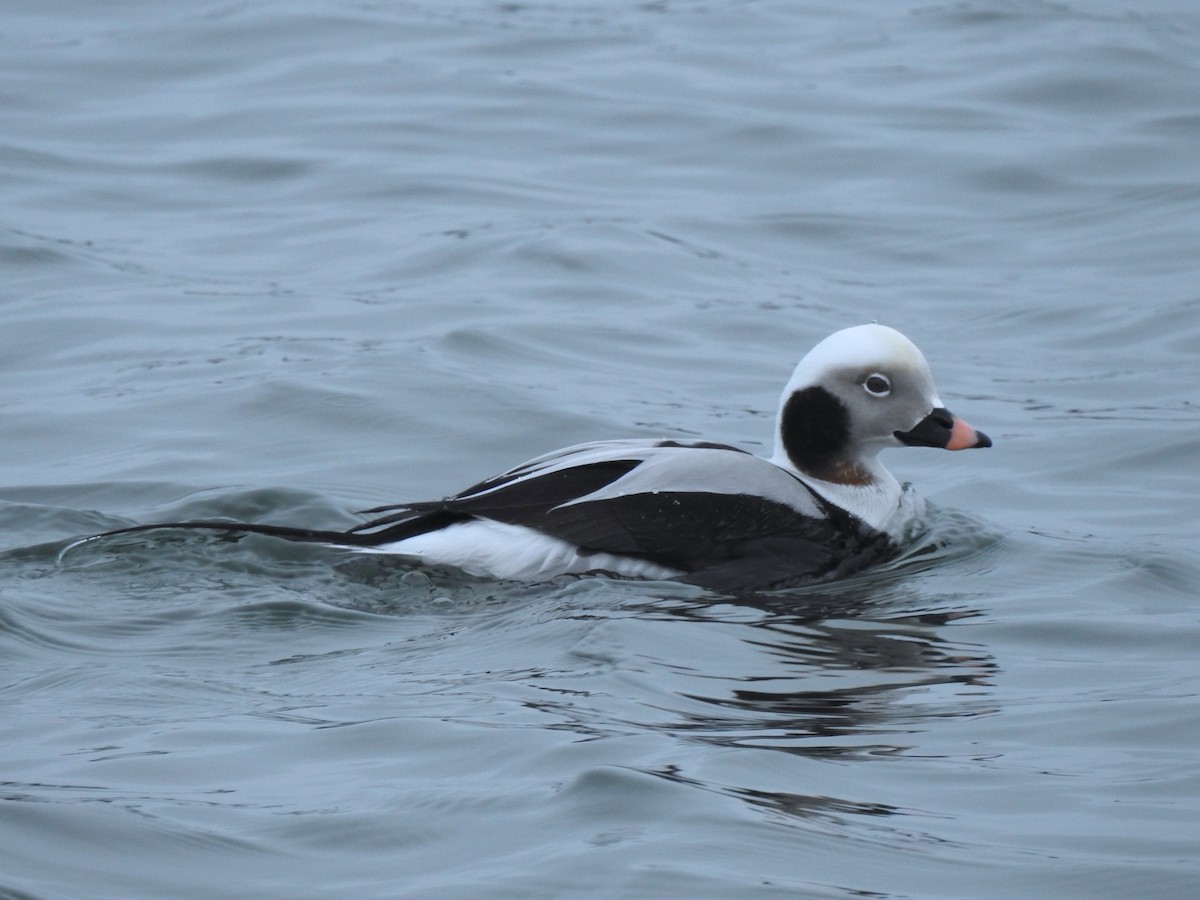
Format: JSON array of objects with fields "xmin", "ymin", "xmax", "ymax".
[{"xmin": 70, "ymin": 324, "xmax": 990, "ymax": 589}]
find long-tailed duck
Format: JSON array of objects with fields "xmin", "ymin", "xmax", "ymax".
[{"xmin": 70, "ymin": 324, "xmax": 990, "ymax": 589}]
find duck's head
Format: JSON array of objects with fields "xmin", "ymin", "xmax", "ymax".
[{"xmin": 771, "ymin": 324, "xmax": 990, "ymax": 486}]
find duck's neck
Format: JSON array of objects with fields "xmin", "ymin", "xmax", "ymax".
[
  {"xmin": 797, "ymin": 456, "xmax": 875, "ymax": 486},
  {"xmin": 770, "ymin": 450, "xmax": 904, "ymax": 534}
]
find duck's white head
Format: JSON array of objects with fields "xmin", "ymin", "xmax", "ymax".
[{"xmin": 770, "ymin": 324, "xmax": 990, "ymax": 487}]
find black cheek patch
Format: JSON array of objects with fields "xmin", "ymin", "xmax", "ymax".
[{"xmin": 779, "ymin": 386, "xmax": 850, "ymax": 476}]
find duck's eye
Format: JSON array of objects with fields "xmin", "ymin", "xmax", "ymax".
[{"xmin": 863, "ymin": 373, "xmax": 891, "ymax": 397}]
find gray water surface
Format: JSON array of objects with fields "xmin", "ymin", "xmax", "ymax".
[{"xmin": 2, "ymin": 2, "xmax": 1198, "ymax": 898}]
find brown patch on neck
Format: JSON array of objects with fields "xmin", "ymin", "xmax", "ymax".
[{"xmin": 805, "ymin": 458, "xmax": 875, "ymax": 486}]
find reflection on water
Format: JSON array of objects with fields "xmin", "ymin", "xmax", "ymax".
[{"xmin": 626, "ymin": 589, "xmax": 994, "ymax": 747}]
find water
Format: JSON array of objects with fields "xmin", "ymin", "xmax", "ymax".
[{"xmin": 2, "ymin": 1, "xmax": 1198, "ymax": 897}]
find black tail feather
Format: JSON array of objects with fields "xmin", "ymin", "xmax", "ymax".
[
  {"xmin": 82, "ymin": 520, "xmax": 389, "ymax": 547},
  {"xmin": 74, "ymin": 508, "xmax": 472, "ymax": 551}
]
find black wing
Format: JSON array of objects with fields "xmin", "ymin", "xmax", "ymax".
[{"xmin": 496, "ymin": 489, "xmax": 891, "ymax": 588}]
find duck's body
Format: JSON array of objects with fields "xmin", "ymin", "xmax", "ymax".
[
  {"xmin": 342, "ymin": 437, "xmax": 917, "ymax": 588},
  {"xmin": 71, "ymin": 325, "xmax": 990, "ymax": 589}
]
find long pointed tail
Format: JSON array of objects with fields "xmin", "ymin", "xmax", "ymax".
[
  {"xmin": 58, "ymin": 508, "xmax": 470, "ymax": 561},
  {"xmin": 56, "ymin": 520, "xmax": 381, "ymax": 560}
]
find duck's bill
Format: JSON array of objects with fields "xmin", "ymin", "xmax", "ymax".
[{"xmin": 894, "ymin": 407, "xmax": 992, "ymax": 450}]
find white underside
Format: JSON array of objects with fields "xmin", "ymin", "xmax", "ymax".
[{"xmin": 353, "ymin": 518, "xmax": 684, "ymax": 582}]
